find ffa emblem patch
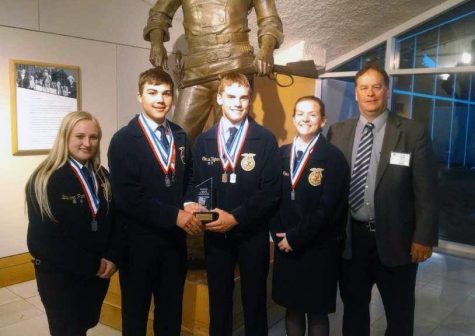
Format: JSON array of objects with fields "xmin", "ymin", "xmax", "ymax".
[
  {"xmin": 241, "ymin": 153, "xmax": 256, "ymax": 172},
  {"xmin": 308, "ymin": 168, "xmax": 324, "ymax": 186}
]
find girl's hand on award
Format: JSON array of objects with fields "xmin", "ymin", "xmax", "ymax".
[
  {"xmin": 205, "ymin": 208, "xmax": 237, "ymax": 233},
  {"xmin": 276, "ymin": 233, "xmax": 293, "ymax": 253},
  {"xmin": 177, "ymin": 209, "xmax": 203, "ymax": 235}
]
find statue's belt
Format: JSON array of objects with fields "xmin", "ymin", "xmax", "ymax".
[
  {"xmin": 187, "ymin": 32, "xmax": 249, "ymax": 49},
  {"xmin": 183, "ymin": 43, "xmax": 254, "ymax": 68}
]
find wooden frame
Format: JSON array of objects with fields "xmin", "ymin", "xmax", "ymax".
[{"xmin": 10, "ymin": 59, "xmax": 81, "ymax": 155}]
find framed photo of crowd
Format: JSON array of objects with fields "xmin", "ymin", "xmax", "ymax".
[{"xmin": 10, "ymin": 59, "xmax": 81, "ymax": 155}]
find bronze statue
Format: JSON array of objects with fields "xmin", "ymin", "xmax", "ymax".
[{"xmin": 144, "ymin": 0, "xmax": 284, "ymax": 141}]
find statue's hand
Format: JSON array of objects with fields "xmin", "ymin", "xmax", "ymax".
[
  {"xmin": 150, "ymin": 43, "xmax": 168, "ymax": 69},
  {"xmin": 254, "ymin": 35, "xmax": 277, "ymax": 76},
  {"xmin": 149, "ymin": 30, "xmax": 168, "ymax": 69},
  {"xmin": 254, "ymin": 47, "xmax": 274, "ymax": 76}
]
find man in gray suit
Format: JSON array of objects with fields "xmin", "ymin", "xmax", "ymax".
[{"xmin": 327, "ymin": 65, "xmax": 438, "ymax": 336}]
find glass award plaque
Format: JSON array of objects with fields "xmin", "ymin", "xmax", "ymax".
[{"xmin": 195, "ymin": 177, "xmax": 218, "ymax": 223}]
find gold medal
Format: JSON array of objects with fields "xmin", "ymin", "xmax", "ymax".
[
  {"xmin": 222, "ymin": 172, "xmax": 228, "ymax": 183},
  {"xmin": 240, "ymin": 153, "xmax": 256, "ymax": 172},
  {"xmin": 308, "ymin": 168, "xmax": 324, "ymax": 186}
]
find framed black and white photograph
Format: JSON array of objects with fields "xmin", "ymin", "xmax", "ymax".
[{"xmin": 10, "ymin": 59, "xmax": 81, "ymax": 155}]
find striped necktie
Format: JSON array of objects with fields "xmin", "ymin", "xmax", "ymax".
[{"xmin": 349, "ymin": 122, "xmax": 375, "ymax": 211}]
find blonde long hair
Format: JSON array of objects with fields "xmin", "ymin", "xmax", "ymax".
[{"xmin": 26, "ymin": 111, "xmax": 111, "ymax": 221}]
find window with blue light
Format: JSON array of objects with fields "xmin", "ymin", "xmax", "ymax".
[
  {"xmin": 331, "ymin": 44, "xmax": 386, "ymax": 72},
  {"xmin": 390, "ymin": 0, "xmax": 475, "ymax": 245},
  {"xmin": 392, "ymin": 73, "xmax": 475, "ymax": 169},
  {"xmin": 323, "ymin": 0, "xmax": 475, "ymax": 246},
  {"xmin": 395, "ymin": 0, "xmax": 475, "ymax": 69}
]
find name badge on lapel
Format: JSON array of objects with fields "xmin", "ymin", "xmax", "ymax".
[
  {"xmin": 61, "ymin": 194, "xmax": 85, "ymax": 204},
  {"xmin": 390, "ymin": 151, "xmax": 411, "ymax": 167}
]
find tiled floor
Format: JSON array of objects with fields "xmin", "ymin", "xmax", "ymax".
[
  {"xmin": 267, "ymin": 252, "xmax": 475, "ymax": 336},
  {"xmin": 1, "ymin": 252, "xmax": 475, "ymax": 335},
  {"xmin": 0, "ymin": 280, "xmax": 120, "ymax": 336}
]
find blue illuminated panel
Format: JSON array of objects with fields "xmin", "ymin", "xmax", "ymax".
[
  {"xmin": 393, "ymin": 73, "xmax": 475, "ymax": 168},
  {"xmin": 395, "ymin": 1, "xmax": 475, "ymax": 69}
]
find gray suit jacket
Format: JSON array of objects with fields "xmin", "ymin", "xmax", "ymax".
[{"xmin": 327, "ymin": 113, "xmax": 438, "ymax": 267}]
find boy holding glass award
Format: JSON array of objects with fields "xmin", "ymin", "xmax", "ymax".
[
  {"xmin": 108, "ymin": 68, "xmax": 203, "ymax": 336},
  {"xmin": 191, "ymin": 72, "xmax": 281, "ymax": 335}
]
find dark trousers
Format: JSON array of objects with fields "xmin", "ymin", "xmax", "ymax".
[
  {"xmin": 205, "ymin": 231, "xmax": 270, "ymax": 336},
  {"xmin": 120, "ymin": 237, "xmax": 187, "ymax": 336},
  {"xmin": 35, "ymin": 266, "xmax": 109, "ymax": 336},
  {"xmin": 339, "ymin": 224, "xmax": 418, "ymax": 336}
]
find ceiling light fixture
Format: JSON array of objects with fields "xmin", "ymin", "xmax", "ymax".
[{"xmin": 461, "ymin": 52, "xmax": 472, "ymax": 65}]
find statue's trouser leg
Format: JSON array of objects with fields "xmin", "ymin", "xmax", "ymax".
[
  {"xmin": 172, "ymin": 80, "xmax": 220, "ymax": 267},
  {"xmin": 172, "ymin": 80, "xmax": 220, "ymax": 142}
]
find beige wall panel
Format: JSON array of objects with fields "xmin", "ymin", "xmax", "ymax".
[
  {"xmin": 39, "ymin": 0, "xmax": 150, "ymax": 48},
  {"xmin": 0, "ymin": 0, "xmax": 38, "ymax": 30},
  {"xmin": 0, "ymin": 26, "xmax": 117, "ymax": 257},
  {"xmin": 116, "ymin": 45, "xmax": 152, "ymax": 128},
  {"xmin": 253, "ymin": 75, "xmax": 317, "ymax": 146}
]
